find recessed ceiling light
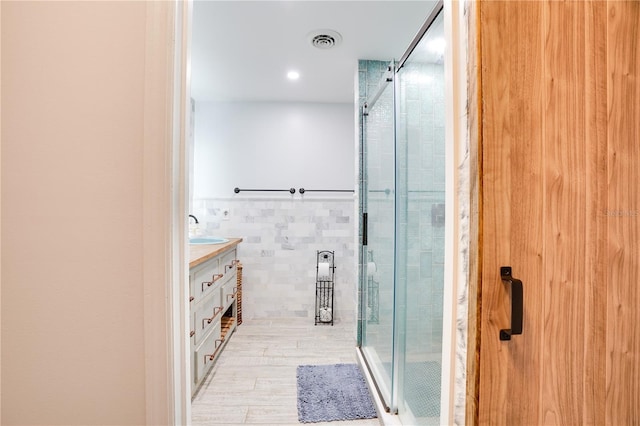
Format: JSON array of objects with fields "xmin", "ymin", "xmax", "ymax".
[{"xmin": 287, "ymin": 71, "xmax": 300, "ymax": 80}]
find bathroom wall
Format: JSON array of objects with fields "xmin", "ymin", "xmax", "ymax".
[
  {"xmin": 2, "ymin": 2, "xmax": 174, "ymax": 424},
  {"xmin": 193, "ymin": 101, "xmax": 354, "ymax": 198},
  {"xmin": 192, "ymin": 101, "xmax": 356, "ymax": 322}
]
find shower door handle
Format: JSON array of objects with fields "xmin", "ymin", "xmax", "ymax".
[
  {"xmin": 499, "ymin": 266, "xmax": 523, "ymax": 341},
  {"xmin": 362, "ymin": 213, "xmax": 368, "ymax": 246}
]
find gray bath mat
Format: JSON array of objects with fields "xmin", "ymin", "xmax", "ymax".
[{"xmin": 296, "ymin": 363, "xmax": 378, "ymax": 423}]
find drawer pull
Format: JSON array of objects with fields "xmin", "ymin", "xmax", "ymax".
[
  {"xmin": 202, "ymin": 306, "xmax": 224, "ymax": 328},
  {"xmin": 190, "ymin": 330, "xmax": 195, "ymax": 338},
  {"xmin": 227, "ymin": 287, "xmax": 238, "ymax": 301},
  {"xmin": 224, "ymin": 259, "xmax": 239, "ymax": 272},
  {"xmin": 204, "ymin": 338, "xmax": 225, "ymax": 363},
  {"xmin": 189, "ymin": 296, "xmax": 195, "ymax": 303},
  {"xmin": 202, "ymin": 274, "xmax": 223, "ymax": 291}
]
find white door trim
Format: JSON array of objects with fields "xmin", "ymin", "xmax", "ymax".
[
  {"xmin": 442, "ymin": 0, "xmax": 470, "ymax": 425},
  {"xmin": 142, "ymin": 1, "xmax": 191, "ymax": 424}
]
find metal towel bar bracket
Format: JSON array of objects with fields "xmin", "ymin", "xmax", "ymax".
[
  {"xmin": 234, "ymin": 187, "xmax": 296, "ymax": 194},
  {"xmin": 299, "ymin": 188, "xmax": 354, "ymax": 194}
]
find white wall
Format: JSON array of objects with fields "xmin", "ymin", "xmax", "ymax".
[
  {"xmin": 1, "ymin": 2, "xmax": 175, "ymax": 424},
  {"xmin": 193, "ymin": 101, "xmax": 354, "ymax": 198}
]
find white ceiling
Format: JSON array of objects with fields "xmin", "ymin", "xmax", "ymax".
[{"xmin": 191, "ymin": 1, "xmax": 439, "ymax": 104}]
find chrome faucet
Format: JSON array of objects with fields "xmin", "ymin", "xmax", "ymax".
[{"xmin": 188, "ymin": 214, "xmax": 199, "ymax": 224}]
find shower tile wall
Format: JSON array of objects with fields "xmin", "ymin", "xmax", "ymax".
[
  {"xmin": 398, "ymin": 62, "xmax": 446, "ymax": 356},
  {"xmin": 193, "ymin": 197, "xmax": 356, "ymax": 322}
]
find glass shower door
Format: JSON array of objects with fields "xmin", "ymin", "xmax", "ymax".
[
  {"xmin": 395, "ymin": 10, "xmax": 446, "ymax": 425},
  {"xmin": 359, "ymin": 5, "xmax": 446, "ymax": 425},
  {"xmin": 360, "ymin": 67, "xmax": 396, "ymax": 409}
]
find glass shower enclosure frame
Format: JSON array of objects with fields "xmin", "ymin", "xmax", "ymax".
[{"xmin": 358, "ymin": 3, "xmax": 446, "ymax": 425}]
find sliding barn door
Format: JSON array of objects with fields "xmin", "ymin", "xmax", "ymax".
[{"xmin": 476, "ymin": 1, "xmax": 640, "ymax": 424}]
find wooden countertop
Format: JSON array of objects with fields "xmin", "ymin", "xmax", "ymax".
[{"xmin": 189, "ymin": 237, "xmax": 243, "ymax": 268}]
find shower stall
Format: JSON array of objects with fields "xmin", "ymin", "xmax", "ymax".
[{"xmin": 358, "ymin": 4, "xmax": 447, "ymax": 425}]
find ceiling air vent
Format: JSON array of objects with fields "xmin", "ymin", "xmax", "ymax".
[{"xmin": 308, "ymin": 30, "xmax": 342, "ymax": 50}]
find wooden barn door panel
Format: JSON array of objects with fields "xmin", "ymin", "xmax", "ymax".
[
  {"xmin": 606, "ymin": 2, "xmax": 640, "ymax": 423},
  {"xmin": 477, "ymin": 1, "xmax": 545, "ymax": 424},
  {"xmin": 477, "ymin": 1, "xmax": 639, "ymax": 424}
]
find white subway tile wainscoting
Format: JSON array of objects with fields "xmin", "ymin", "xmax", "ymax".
[{"xmin": 192, "ymin": 196, "xmax": 357, "ymax": 322}]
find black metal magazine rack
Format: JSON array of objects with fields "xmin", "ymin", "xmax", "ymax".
[{"xmin": 315, "ymin": 250, "xmax": 335, "ymax": 325}]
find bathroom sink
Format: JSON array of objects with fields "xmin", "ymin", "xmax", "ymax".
[{"xmin": 189, "ymin": 237, "xmax": 229, "ymax": 245}]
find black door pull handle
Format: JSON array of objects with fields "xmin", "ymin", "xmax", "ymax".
[
  {"xmin": 362, "ymin": 213, "xmax": 368, "ymax": 246},
  {"xmin": 500, "ymin": 266, "xmax": 523, "ymax": 341}
]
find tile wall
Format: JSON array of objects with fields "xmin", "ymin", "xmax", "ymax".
[
  {"xmin": 192, "ymin": 196, "xmax": 356, "ymax": 323},
  {"xmin": 398, "ymin": 60, "xmax": 447, "ymax": 355}
]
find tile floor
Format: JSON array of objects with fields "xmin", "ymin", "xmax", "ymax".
[{"xmin": 191, "ymin": 318, "xmax": 381, "ymax": 426}]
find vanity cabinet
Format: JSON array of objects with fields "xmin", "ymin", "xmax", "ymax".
[{"xmin": 189, "ymin": 238, "xmax": 242, "ymax": 396}]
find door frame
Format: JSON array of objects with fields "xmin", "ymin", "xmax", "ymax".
[
  {"xmin": 142, "ymin": 0, "xmax": 192, "ymax": 424},
  {"xmin": 462, "ymin": 1, "xmax": 482, "ymax": 424},
  {"xmin": 443, "ymin": 0, "xmax": 473, "ymax": 423},
  {"xmin": 154, "ymin": 0, "xmax": 473, "ymax": 424}
]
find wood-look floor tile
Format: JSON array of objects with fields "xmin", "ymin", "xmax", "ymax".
[
  {"xmin": 190, "ymin": 405, "xmax": 248, "ymax": 424},
  {"xmin": 254, "ymin": 377, "xmax": 296, "ymax": 390},
  {"xmin": 244, "ymin": 405, "xmax": 298, "ymax": 424},
  {"xmin": 191, "ymin": 318, "xmax": 380, "ymax": 426}
]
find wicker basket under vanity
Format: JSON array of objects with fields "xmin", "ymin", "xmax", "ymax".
[{"xmin": 236, "ymin": 261, "xmax": 243, "ymax": 325}]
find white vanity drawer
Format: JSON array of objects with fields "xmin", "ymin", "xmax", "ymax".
[
  {"xmin": 221, "ymin": 277, "xmax": 238, "ymax": 310},
  {"xmin": 220, "ymin": 248, "xmax": 238, "ymax": 277},
  {"xmin": 194, "ymin": 322, "xmax": 223, "ymax": 386},
  {"xmin": 193, "ymin": 258, "xmax": 222, "ymax": 302},
  {"xmin": 193, "ymin": 289, "xmax": 223, "ymax": 345},
  {"xmin": 218, "ymin": 249, "xmax": 238, "ymax": 287}
]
